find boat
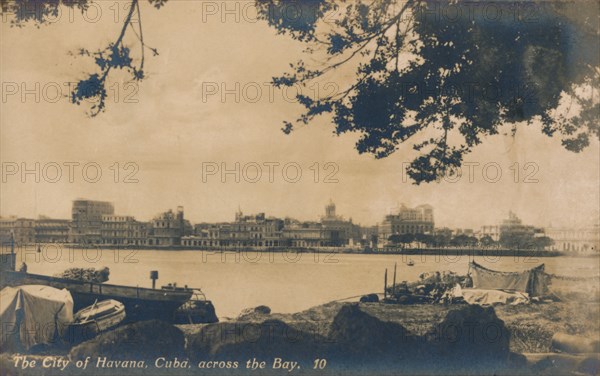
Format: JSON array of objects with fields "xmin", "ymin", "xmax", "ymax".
[
  {"xmin": 70, "ymin": 299, "xmax": 126, "ymax": 335},
  {"xmin": 407, "ymin": 259, "xmax": 415, "ymax": 266},
  {"xmin": 0, "ymin": 270, "xmax": 193, "ymax": 322}
]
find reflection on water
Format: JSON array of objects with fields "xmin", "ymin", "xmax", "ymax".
[{"xmin": 14, "ymin": 247, "xmax": 600, "ymax": 317}]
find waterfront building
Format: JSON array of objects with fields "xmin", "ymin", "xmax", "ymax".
[
  {"xmin": 378, "ymin": 204, "xmax": 434, "ymax": 246},
  {"xmin": 0, "ymin": 217, "xmax": 17, "ymax": 245},
  {"xmin": 545, "ymin": 224, "xmax": 600, "ymax": 254},
  {"xmin": 282, "ymin": 220, "xmax": 324, "ymax": 247},
  {"xmin": 320, "ymin": 200, "xmax": 360, "ymax": 247},
  {"xmin": 69, "ymin": 199, "xmax": 115, "ymax": 244},
  {"xmin": 182, "ymin": 223, "xmax": 228, "ymax": 248},
  {"xmin": 101, "ymin": 215, "xmax": 149, "ymax": 246},
  {"xmin": 0, "ymin": 217, "xmax": 36, "ymax": 246},
  {"xmin": 147, "ymin": 207, "xmax": 187, "ymax": 247},
  {"xmin": 223, "ymin": 210, "xmax": 285, "ymax": 248},
  {"xmin": 34, "ymin": 217, "xmax": 70, "ymax": 243}
]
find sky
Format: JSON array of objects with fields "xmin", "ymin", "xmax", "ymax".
[{"xmin": 1, "ymin": 0, "xmax": 599, "ymax": 229}]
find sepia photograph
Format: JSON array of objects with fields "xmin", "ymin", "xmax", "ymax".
[{"xmin": 0, "ymin": 0, "xmax": 599, "ymax": 375}]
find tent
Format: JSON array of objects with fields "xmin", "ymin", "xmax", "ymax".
[
  {"xmin": 0, "ymin": 285, "xmax": 73, "ymax": 351},
  {"xmin": 468, "ymin": 261, "xmax": 549, "ymax": 297}
]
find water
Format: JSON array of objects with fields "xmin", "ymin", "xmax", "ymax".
[{"xmin": 14, "ymin": 247, "xmax": 600, "ymax": 318}]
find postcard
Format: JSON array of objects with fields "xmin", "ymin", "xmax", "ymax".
[{"xmin": 1, "ymin": 1, "xmax": 599, "ymax": 375}]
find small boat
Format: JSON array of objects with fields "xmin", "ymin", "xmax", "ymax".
[
  {"xmin": 407, "ymin": 259, "xmax": 415, "ymax": 266},
  {"xmin": 71, "ymin": 299, "xmax": 126, "ymax": 335}
]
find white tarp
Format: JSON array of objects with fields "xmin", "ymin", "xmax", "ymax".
[
  {"xmin": 459, "ymin": 287, "xmax": 530, "ymax": 305},
  {"xmin": 0, "ymin": 285, "xmax": 73, "ymax": 351}
]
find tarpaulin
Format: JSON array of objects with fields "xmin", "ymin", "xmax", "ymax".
[
  {"xmin": 0, "ymin": 285, "xmax": 73, "ymax": 351},
  {"xmin": 469, "ymin": 261, "xmax": 547, "ymax": 297}
]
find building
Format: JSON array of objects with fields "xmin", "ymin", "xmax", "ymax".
[
  {"xmin": 0, "ymin": 217, "xmax": 36, "ymax": 246},
  {"xmin": 182, "ymin": 223, "xmax": 226, "ymax": 248},
  {"xmin": 101, "ymin": 215, "xmax": 149, "ymax": 246},
  {"xmin": 320, "ymin": 200, "xmax": 360, "ymax": 247},
  {"xmin": 545, "ymin": 224, "xmax": 600, "ymax": 254},
  {"xmin": 0, "ymin": 217, "xmax": 17, "ymax": 245},
  {"xmin": 69, "ymin": 199, "xmax": 115, "ymax": 244},
  {"xmin": 225, "ymin": 210, "xmax": 285, "ymax": 248},
  {"xmin": 183, "ymin": 211, "xmax": 286, "ymax": 249},
  {"xmin": 378, "ymin": 204, "xmax": 434, "ymax": 246},
  {"xmin": 35, "ymin": 217, "xmax": 70, "ymax": 243},
  {"xmin": 148, "ymin": 206, "xmax": 188, "ymax": 247},
  {"xmin": 282, "ymin": 220, "xmax": 324, "ymax": 248}
]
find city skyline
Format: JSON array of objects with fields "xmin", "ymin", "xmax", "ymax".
[{"xmin": 0, "ymin": 195, "xmax": 598, "ymax": 231}]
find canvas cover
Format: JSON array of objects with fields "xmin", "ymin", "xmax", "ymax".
[
  {"xmin": 0, "ymin": 285, "xmax": 73, "ymax": 351},
  {"xmin": 460, "ymin": 288, "xmax": 530, "ymax": 305},
  {"xmin": 469, "ymin": 261, "xmax": 548, "ymax": 297}
]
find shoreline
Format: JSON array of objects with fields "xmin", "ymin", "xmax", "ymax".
[{"xmin": 16, "ymin": 243, "xmax": 593, "ymax": 258}]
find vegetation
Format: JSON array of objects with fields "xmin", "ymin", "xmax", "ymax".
[
  {"xmin": 260, "ymin": 0, "xmax": 599, "ymax": 183},
  {"xmin": 388, "ymin": 231, "xmax": 554, "ymax": 250},
  {"xmin": 2, "ymin": 0, "xmax": 598, "ymax": 183}
]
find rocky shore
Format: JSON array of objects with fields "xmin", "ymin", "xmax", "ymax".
[{"xmin": 1, "ymin": 299, "xmax": 598, "ymax": 375}]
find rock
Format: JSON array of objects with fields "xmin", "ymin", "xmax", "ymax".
[
  {"xmin": 187, "ymin": 318, "xmax": 326, "ymax": 362},
  {"xmin": 174, "ymin": 300, "xmax": 219, "ymax": 324},
  {"xmin": 237, "ymin": 305, "xmax": 271, "ymax": 320},
  {"xmin": 327, "ymin": 303, "xmax": 418, "ymax": 361},
  {"xmin": 359, "ymin": 294, "xmax": 379, "ymax": 303},
  {"xmin": 426, "ymin": 305, "xmax": 510, "ymax": 369},
  {"xmin": 577, "ymin": 355, "xmax": 600, "ymax": 376},
  {"xmin": 552, "ymin": 332, "xmax": 600, "ymax": 354},
  {"xmin": 69, "ymin": 320, "xmax": 185, "ymax": 362},
  {"xmin": 528, "ymin": 353, "xmax": 600, "ymax": 376}
]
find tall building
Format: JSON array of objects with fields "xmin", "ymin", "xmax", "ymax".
[
  {"xmin": 69, "ymin": 199, "xmax": 115, "ymax": 244},
  {"xmin": 378, "ymin": 204, "xmax": 434, "ymax": 246}
]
